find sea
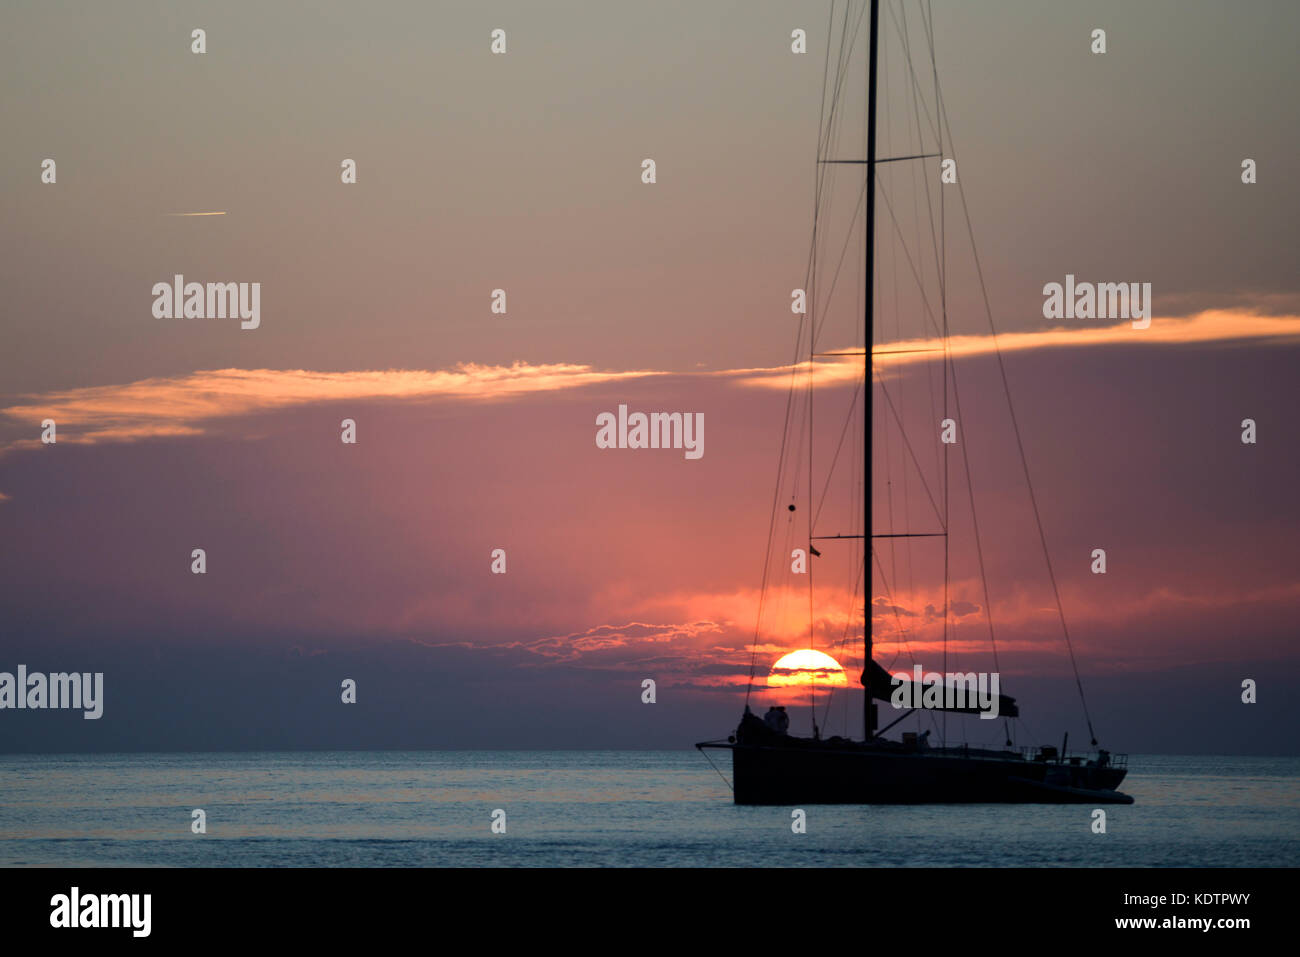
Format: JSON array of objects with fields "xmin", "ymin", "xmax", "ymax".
[{"xmin": 0, "ymin": 752, "xmax": 1295, "ymax": 867}]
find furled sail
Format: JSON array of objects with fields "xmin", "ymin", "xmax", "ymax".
[{"xmin": 861, "ymin": 660, "xmax": 1020, "ymax": 718}]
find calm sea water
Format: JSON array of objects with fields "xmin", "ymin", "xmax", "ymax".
[{"xmin": 0, "ymin": 752, "xmax": 1295, "ymax": 867}]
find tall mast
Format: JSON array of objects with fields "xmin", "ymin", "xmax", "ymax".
[{"xmin": 862, "ymin": 0, "xmax": 879, "ymax": 742}]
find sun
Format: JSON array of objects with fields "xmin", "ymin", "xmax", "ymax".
[{"xmin": 767, "ymin": 649, "xmax": 849, "ymax": 689}]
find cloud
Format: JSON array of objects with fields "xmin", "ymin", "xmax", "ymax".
[
  {"xmin": 0, "ymin": 362, "xmax": 665, "ymax": 451},
  {"xmin": 505, "ymin": 619, "xmax": 732, "ymax": 665},
  {"xmin": 4, "ymin": 309, "xmax": 1295, "ymax": 452},
  {"xmin": 412, "ymin": 618, "xmax": 759, "ymax": 689},
  {"xmin": 1154, "ymin": 291, "xmax": 1300, "ymax": 318},
  {"xmin": 733, "ymin": 310, "xmax": 1300, "ymax": 388},
  {"xmin": 871, "ymin": 596, "xmax": 982, "ymax": 624},
  {"xmin": 875, "ymin": 309, "xmax": 1300, "ymax": 367},
  {"xmin": 405, "ymin": 579, "xmax": 870, "ymax": 690}
]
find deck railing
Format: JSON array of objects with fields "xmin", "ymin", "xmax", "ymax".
[{"xmin": 1018, "ymin": 746, "xmax": 1128, "ymax": 768}]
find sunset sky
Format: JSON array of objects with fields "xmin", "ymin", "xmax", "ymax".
[{"xmin": 1, "ymin": 1, "xmax": 1297, "ymax": 753}]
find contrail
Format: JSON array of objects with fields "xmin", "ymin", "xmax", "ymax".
[{"xmin": 166, "ymin": 211, "xmax": 226, "ymax": 216}]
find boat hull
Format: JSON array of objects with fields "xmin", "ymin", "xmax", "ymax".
[{"xmin": 717, "ymin": 742, "xmax": 1132, "ymax": 805}]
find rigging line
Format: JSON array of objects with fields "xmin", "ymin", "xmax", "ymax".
[
  {"xmin": 822, "ymin": 475, "xmax": 865, "ymax": 733},
  {"xmin": 806, "ymin": 4, "xmax": 834, "ymax": 287},
  {"xmin": 813, "ymin": 373, "xmax": 865, "ymax": 527},
  {"xmin": 812, "ymin": 4, "xmax": 866, "ymax": 298},
  {"xmin": 790, "ymin": 358, "xmax": 811, "ymax": 510},
  {"xmin": 880, "ymin": 47, "xmax": 915, "ymax": 649},
  {"xmin": 909, "ymin": 6, "xmax": 946, "ymax": 499},
  {"xmin": 815, "ymin": 1, "xmax": 850, "ymax": 159},
  {"xmin": 804, "ymin": 190, "xmax": 864, "ymax": 501},
  {"xmin": 921, "ymin": 0, "xmax": 951, "ymax": 749},
  {"xmin": 945, "ymin": 334, "xmax": 1002, "ymax": 673},
  {"xmin": 1016, "ymin": 711, "xmax": 1048, "ymax": 751},
  {"xmin": 876, "ymin": 182, "xmax": 941, "ymax": 338},
  {"xmin": 875, "ymin": 177, "xmax": 952, "ymax": 514},
  {"xmin": 811, "ymin": 1, "xmax": 856, "ymax": 265},
  {"xmin": 877, "ymin": 3, "xmax": 945, "ymax": 735},
  {"xmin": 876, "ymin": 28, "xmax": 894, "ymax": 714},
  {"xmin": 808, "ymin": 0, "xmax": 862, "ymax": 733},
  {"xmin": 805, "ymin": 1, "xmax": 847, "ymax": 336},
  {"xmin": 820, "ymin": 2, "xmax": 865, "ymax": 163},
  {"xmin": 749, "ymin": 0, "xmax": 848, "ymax": 702},
  {"xmin": 871, "ymin": 546, "xmax": 920, "ymax": 671},
  {"xmin": 881, "ymin": 224, "xmax": 900, "ymax": 618},
  {"xmin": 810, "ymin": 2, "xmax": 846, "ymax": 228},
  {"xmin": 821, "ymin": 153, "xmax": 940, "ymax": 164},
  {"xmin": 812, "ymin": 176, "xmax": 868, "ymax": 347},
  {"xmin": 745, "ymin": 315, "xmax": 808, "ymax": 700},
  {"xmin": 922, "ymin": 0, "xmax": 939, "ymax": 79},
  {"xmin": 806, "ymin": 15, "xmax": 857, "ymax": 351},
  {"xmin": 820, "ymin": 548, "xmax": 866, "ymax": 727},
  {"xmin": 919, "ymin": 0, "xmax": 945, "ymax": 485},
  {"xmin": 886, "ymin": 1, "xmax": 940, "ymax": 144},
  {"xmin": 883, "ymin": 3, "xmax": 925, "ymax": 348},
  {"xmin": 805, "ymin": 6, "xmax": 851, "ymax": 362},
  {"xmin": 808, "ymin": 253, "xmax": 816, "ymax": 733},
  {"xmin": 890, "ymin": 5, "xmax": 942, "ymax": 497},
  {"xmin": 808, "ymin": 3, "xmax": 863, "ymax": 738},
  {"xmin": 748, "ymin": 283, "xmax": 814, "ymax": 702},
  {"xmin": 812, "ymin": 1, "xmax": 835, "ymax": 175},
  {"xmin": 931, "ymin": 41, "xmax": 1100, "ymax": 747},
  {"xmin": 771, "ymin": 0, "xmax": 866, "ymax": 735},
  {"xmin": 806, "ymin": 9, "xmax": 847, "ymax": 523},
  {"xmin": 877, "ymin": 171, "xmax": 946, "ymax": 491},
  {"xmin": 894, "ymin": 0, "xmax": 944, "ymax": 288},
  {"xmin": 897, "ymin": 1, "xmax": 945, "ymax": 494},
  {"xmin": 821, "ymin": 371, "xmax": 865, "ymax": 732},
  {"xmin": 753, "ymin": 2, "xmax": 848, "ymax": 696},
  {"xmin": 696, "ymin": 746, "xmax": 734, "ymax": 792},
  {"xmin": 875, "ymin": 370, "xmax": 944, "ymax": 526},
  {"xmin": 857, "ymin": 224, "xmax": 865, "ymax": 729}
]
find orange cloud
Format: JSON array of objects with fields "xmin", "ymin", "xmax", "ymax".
[
  {"xmin": 878, "ymin": 309, "xmax": 1300, "ymax": 367},
  {"xmin": 4, "ymin": 309, "xmax": 1295, "ymax": 451},
  {"xmin": 0, "ymin": 363, "xmax": 665, "ymax": 451},
  {"xmin": 406, "ymin": 582, "xmax": 869, "ymax": 691},
  {"xmin": 392, "ymin": 566, "xmax": 1300, "ymax": 691},
  {"xmin": 734, "ymin": 309, "xmax": 1300, "ymax": 388}
]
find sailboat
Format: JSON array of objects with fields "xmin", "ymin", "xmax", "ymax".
[{"xmin": 696, "ymin": 0, "xmax": 1132, "ymax": 806}]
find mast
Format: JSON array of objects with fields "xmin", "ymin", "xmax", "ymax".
[{"xmin": 862, "ymin": 0, "xmax": 879, "ymax": 742}]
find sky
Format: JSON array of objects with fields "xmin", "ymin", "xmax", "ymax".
[{"xmin": 1, "ymin": 1, "xmax": 1297, "ymax": 753}]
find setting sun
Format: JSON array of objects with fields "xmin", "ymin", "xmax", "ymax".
[{"xmin": 767, "ymin": 649, "xmax": 849, "ymax": 689}]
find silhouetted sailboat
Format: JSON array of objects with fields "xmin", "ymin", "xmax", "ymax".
[{"xmin": 697, "ymin": 0, "xmax": 1132, "ymax": 805}]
